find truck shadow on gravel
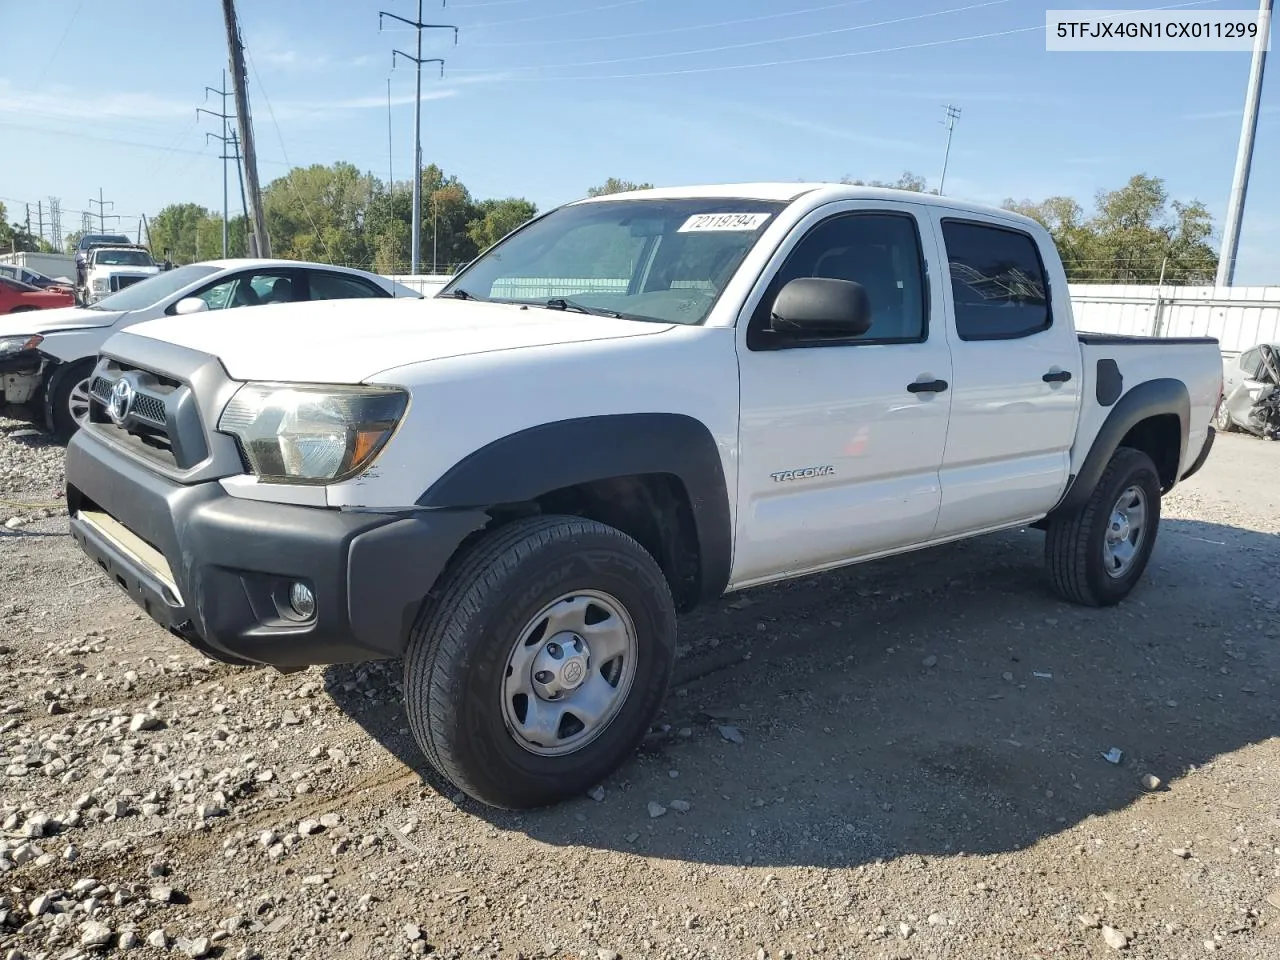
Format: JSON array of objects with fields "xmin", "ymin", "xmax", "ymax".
[{"xmin": 323, "ymin": 517, "xmax": 1280, "ymax": 869}]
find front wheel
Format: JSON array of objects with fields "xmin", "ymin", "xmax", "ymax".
[
  {"xmin": 404, "ymin": 515, "xmax": 677, "ymax": 809},
  {"xmin": 1045, "ymin": 446, "xmax": 1162, "ymax": 607},
  {"xmin": 51, "ymin": 360, "xmax": 95, "ymax": 443}
]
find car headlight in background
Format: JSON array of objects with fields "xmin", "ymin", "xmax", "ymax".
[
  {"xmin": 92, "ymin": 279, "xmax": 108, "ymax": 292},
  {"xmin": 217, "ymin": 383, "xmax": 408, "ymax": 484},
  {"xmin": 0, "ymin": 335, "xmax": 43, "ymax": 357}
]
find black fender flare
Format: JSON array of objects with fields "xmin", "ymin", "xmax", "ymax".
[
  {"xmin": 1051, "ymin": 377, "xmax": 1190, "ymax": 516},
  {"xmin": 418, "ymin": 413, "xmax": 733, "ymax": 604}
]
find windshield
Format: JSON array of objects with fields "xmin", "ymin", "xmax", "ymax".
[
  {"xmin": 93, "ymin": 249, "xmax": 153, "ymax": 266},
  {"xmin": 440, "ymin": 197, "xmax": 787, "ymax": 325},
  {"xmin": 88, "ymin": 264, "xmax": 219, "ymax": 311}
]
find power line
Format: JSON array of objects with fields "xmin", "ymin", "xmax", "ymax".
[
  {"xmin": 454, "ymin": 0, "xmax": 1008, "ymax": 73},
  {"xmin": 468, "ymin": 0, "xmax": 884, "ymax": 48},
  {"xmin": 456, "ymin": 0, "xmax": 648, "ymax": 28}
]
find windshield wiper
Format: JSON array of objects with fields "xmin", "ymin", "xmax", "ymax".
[
  {"xmin": 543, "ymin": 297, "xmax": 623, "ymax": 319},
  {"xmin": 443, "ymin": 288, "xmax": 485, "ymax": 301}
]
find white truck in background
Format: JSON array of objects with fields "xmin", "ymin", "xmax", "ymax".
[
  {"xmin": 65, "ymin": 182, "xmax": 1222, "ymax": 810},
  {"xmin": 81, "ymin": 245, "xmax": 161, "ymax": 305}
]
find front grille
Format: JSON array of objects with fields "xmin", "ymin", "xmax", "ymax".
[
  {"xmin": 109, "ymin": 274, "xmax": 149, "ymax": 292},
  {"xmin": 88, "ymin": 360, "xmax": 209, "ymax": 471}
]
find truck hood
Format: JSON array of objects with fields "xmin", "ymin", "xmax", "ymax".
[
  {"xmin": 91, "ymin": 265, "xmax": 160, "ymax": 277},
  {"xmin": 0, "ymin": 305, "xmax": 125, "ymax": 337},
  {"xmin": 120, "ymin": 296, "xmax": 673, "ymax": 382}
]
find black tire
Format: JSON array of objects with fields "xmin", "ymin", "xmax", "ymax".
[
  {"xmin": 404, "ymin": 515, "xmax": 677, "ymax": 809},
  {"xmin": 1045, "ymin": 446, "xmax": 1162, "ymax": 607},
  {"xmin": 50, "ymin": 359, "xmax": 95, "ymax": 443},
  {"xmin": 7, "ymin": 305, "xmax": 37, "ymax": 313}
]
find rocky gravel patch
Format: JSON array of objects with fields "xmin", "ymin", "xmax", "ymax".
[{"xmin": 2, "ymin": 419, "xmax": 1279, "ymax": 959}]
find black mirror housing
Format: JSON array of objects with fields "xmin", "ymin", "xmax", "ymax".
[{"xmin": 770, "ymin": 277, "xmax": 872, "ymax": 337}]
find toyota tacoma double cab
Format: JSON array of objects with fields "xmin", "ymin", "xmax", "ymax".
[{"xmin": 64, "ymin": 183, "xmax": 1222, "ymax": 809}]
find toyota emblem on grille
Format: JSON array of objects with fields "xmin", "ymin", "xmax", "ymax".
[{"xmin": 107, "ymin": 378, "xmax": 136, "ymax": 425}]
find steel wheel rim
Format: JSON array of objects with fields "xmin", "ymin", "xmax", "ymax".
[
  {"xmin": 68, "ymin": 378, "xmax": 91, "ymax": 424},
  {"xmin": 501, "ymin": 589, "xmax": 638, "ymax": 758},
  {"xmin": 1102, "ymin": 484, "xmax": 1148, "ymax": 579}
]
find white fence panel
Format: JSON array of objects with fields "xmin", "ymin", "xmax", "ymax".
[{"xmin": 1067, "ymin": 283, "xmax": 1280, "ymax": 358}]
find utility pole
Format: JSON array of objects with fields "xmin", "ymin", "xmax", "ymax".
[
  {"xmin": 48, "ymin": 197, "xmax": 62, "ymax": 251},
  {"xmin": 938, "ymin": 104, "xmax": 962, "ymax": 196},
  {"xmin": 230, "ymin": 131, "xmax": 250, "ymax": 256},
  {"xmin": 387, "ymin": 77, "xmax": 394, "ymax": 197},
  {"xmin": 198, "ymin": 70, "xmax": 234, "ymax": 258},
  {"xmin": 221, "ymin": 0, "xmax": 271, "ymax": 258},
  {"xmin": 379, "ymin": 1, "xmax": 457, "ymax": 274},
  {"xmin": 1216, "ymin": 0, "xmax": 1272, "ymax": 287},
  {"xmin": 36, "ymin": 202, "xmax": 45, "ymax": 247},
  {"xmin": 89, "ymin": 189, "xmax": 119, "ymax": 234},
  {"xmin": 24, "ymin": 204, "xmax": 31, "ymax": 246}
]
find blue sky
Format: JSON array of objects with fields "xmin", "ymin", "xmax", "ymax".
[{"xmin": 1, "ymin": 0, "xmax": 1276, "ymax": 282}]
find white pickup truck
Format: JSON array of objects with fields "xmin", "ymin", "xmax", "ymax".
[
  {"xmin": 65, "ymin": 183, "xmax": 1222, "ymax": 809},
  {"xmin": 81, "ymin": 246, "xmax": 161, "ymax": 305}
]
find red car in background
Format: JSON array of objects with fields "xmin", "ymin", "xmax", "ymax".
[{"xmin": 0, "ymin": 276, "xmax": 77, "ymax": 314}]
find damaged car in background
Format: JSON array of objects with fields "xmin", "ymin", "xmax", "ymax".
[{"xmin": 1217, "ymin": 341, "xmax": 1280, "ymax": 440}]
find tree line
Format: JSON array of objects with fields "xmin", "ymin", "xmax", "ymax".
[{"xmin": 7, "ymin": 169, "xmax": 1217, "ymax": 285}]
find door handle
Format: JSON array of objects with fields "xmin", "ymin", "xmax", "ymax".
[
  {"xmin": 907, "ymin": 379, "xmax": 949, "ymax": 394},
  {"xmin": 1042, "ymin": 370, "xmax": 1073, "ymax": 383}
]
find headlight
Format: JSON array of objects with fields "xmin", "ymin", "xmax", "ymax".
[
  {"xmin": 217, "ymin": 383, "xmax": 408, "ymax": 484},
  {"xmin": 92, "ymin": 278, "xmax": 108, "ymax": 291},
  {"xmin": 0, "ymin": 335, "xmax": 43, "ymax": 356}
]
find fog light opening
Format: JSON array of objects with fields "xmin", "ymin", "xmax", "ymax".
[{"xmin": 289, "ymin": 581, "xmax": 316, "ymax": 619}]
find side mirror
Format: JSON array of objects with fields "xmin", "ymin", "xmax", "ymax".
[
  {"xmin": 173, "ymin": 297, "xmax": 209, "ymax": 315},
  {"xmin": 770, "ymin": 277, "xmax": 872, "ymax": 337}
]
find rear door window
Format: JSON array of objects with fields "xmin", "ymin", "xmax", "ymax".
[{"xmin": 941, "ymin": 220, "xmax": 1052, "ymax": 340}]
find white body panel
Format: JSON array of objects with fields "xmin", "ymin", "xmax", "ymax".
[
  {"xmin": 921, "ymin": 207, "xmax": 1083, "ymax": 538},
  {"xmin": 82, "ymin": 183, "xmax": 1224, "ymax": 599},
  {"xmin": 732, "ymin": 198, "xmax": 953, "ymax": 583}
]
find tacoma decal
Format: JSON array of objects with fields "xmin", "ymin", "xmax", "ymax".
[{"xmin": 770, "ymin": 465, "xmax": 835, "ymax": 483}]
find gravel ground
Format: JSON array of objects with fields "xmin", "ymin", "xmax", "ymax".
[{"xmin": 2, "ymin": 417, "xmax": 1279, "ymax": 960}]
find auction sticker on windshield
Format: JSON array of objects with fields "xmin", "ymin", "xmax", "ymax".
[{"xmin": 678, "ymin": 213, "xmax": 772, "ymax": 232}]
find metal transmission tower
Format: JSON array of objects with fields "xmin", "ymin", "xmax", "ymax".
[
  {"xmin": 379, "ymin": 1, "xmax": 457, "ymax": 275},
  {"xmin": 938, "ymin": 104, "xmax": 962, "ymax": 196},
  {"xmin": 48, "ymin": 197, "xmax": 62, "ymax": 250},
  {"xmin": 81, "ymin": 212, "xmax": 93, "ymax": 234},
  {"xmin": 221, "ymin": 0, "xmax": 271, "ymax": 258},
  {"xmin": 199, "ymin": 71, "xmax": 235, "ymax": 258},
  {"xmin": 1216, "ymin": 0, "xmax": 1272, "ymax": 288},
  {"xmin": 89, "ymin": 189, "xmax": 120, "ymax": 234}
]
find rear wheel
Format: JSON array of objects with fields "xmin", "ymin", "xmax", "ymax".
[
  {"xmin": 51, "ymin": 360, "xmax": 95, "ymax": 443},
  {"xmin": 404, "ymin": 515, "xmax": 677, "ymax": 809},
  {"xmin": 1045, "ymin": 446, "xmax": 1162, "ymax": 607}
]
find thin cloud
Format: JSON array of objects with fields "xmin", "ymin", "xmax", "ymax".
[{"xmin": 0, "ymin": 79, "xmax": 459, "ymax": 126}]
